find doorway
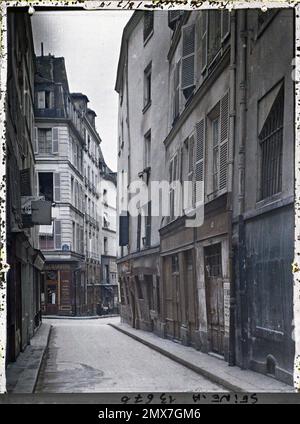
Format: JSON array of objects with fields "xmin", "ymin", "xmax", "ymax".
[
  {"xmin": 45, "ymin": 271, "xmax": 58, "ymax": 315},
  {"xmin": 204, "ymin": 243, "xmax": 225, "ymax": 356}
]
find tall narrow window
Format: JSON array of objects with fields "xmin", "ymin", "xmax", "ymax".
[
  {"xmin": 38, "ymin": 128, "xmax": 52, "ymax": 154},
  {"xmin": 144, "ymin": 11, "xmax": 154, "ymax": 42},
  {"xmin": 259, "ymin": 85, "xmax": 284, "ymax": 199},
  {"xmin": 173, "ymin": 62, "xmax": 180, "ymax": 122},
  {"xmin": 144, "ymin": 130, "xmax": 151, "ymax": 169},
  {"xmin": 208, "ymin": 11, "xmax": 221, "ymax": 65},
  {"xmin": 212, "ymin": 117, "xmax": 220, "ymax": 193},
  {"xmin": 39, "ymin": 172, "xmax": 53, "ymax": 202},
  {"xmin": 144, "ymin": 63, "xmax": 152, "ymax": 109}
]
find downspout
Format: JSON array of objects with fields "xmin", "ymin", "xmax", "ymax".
[
  {"xmin": 238, "ymin": 10, "xmax": 248, "ymax": 369},
  {"xmin": 125, "ymin": 39, "xmax": 131, "ymax": 255},
  {"xmin": 228, "ymin": 10, "xmax": 237, "ymax": 366}
]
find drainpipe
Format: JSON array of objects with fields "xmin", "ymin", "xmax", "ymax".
[
  {"xmin": 125, "ymin": 39, "xmax": 131, "ymax": 256},
  {"xmin": 228, "ymin": 10, "xmax": 237, "ymax": 367},
  {"xmin": 238, "ymin": 10, "xmax": 248, "ymax": 369}
]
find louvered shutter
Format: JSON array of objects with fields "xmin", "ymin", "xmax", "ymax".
[
  {"xmin": 187, "ymin": 134, "xmax": 195, "ymax": 209},
  {"xmin": 195, "ymin": 119, "xmax": 205, "ymax": 206},
  {"xmin": 52, "ymin": 127, "xmax": 59, "ymax": 154},
  {"xmin": 201, "ymin": 11, "xmax": 208, "ymax": 72},
  {"xmin": 221, "ymin": 10, "xmax": 230, "ymax": 41},
  {"xmin": 34, "ymin": 127, "xmax": 38, "ymax": 154},
  {"xmin": 181, "ymin": 24, "xmax": 195, "ymax": 93},
  {"xmin": 173, "ymin": 62, "xmax": 180, "ymax": 121},
  {"xmin": 54, "ymin": 220, "xmax": 61, "ymax": 249},
  {"xmin": 54, "ymin": 173, "xmax": 61, "ymax": 201},
  {"xmin": 219, "ymin": 91, "xmax": 229, "ymax": 191}
]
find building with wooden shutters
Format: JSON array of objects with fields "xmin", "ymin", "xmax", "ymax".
[
  {"xmin": 34, "ymin": 54, "xmax": 108, "ymax": 316},
  {"xmin": 6, "ymin": 12, "xmax": 46, "ymax": 363},
  {"xmin": 116, "ymin": 9, "xmax": 295, "ymax": 385}
]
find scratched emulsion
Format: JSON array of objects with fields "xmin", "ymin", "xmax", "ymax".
[
  {"xmin": 294, "ymin": 4, "xmax": 300, "ymax": 393},
  {"xmin": 0, "ymin": 0, "xmax": 299, "ymax": 395},
  {"xmin": 0, "ymin": 2, "xmax": 7, "ymax": 394}
]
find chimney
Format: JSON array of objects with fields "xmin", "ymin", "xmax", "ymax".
[{"xmin": 41, "ymin": 42, "xmax": 44, "ymax": 57}]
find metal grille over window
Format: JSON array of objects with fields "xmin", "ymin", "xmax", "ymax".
[{"xmin": 259, "ymin": 85, "xmax": 284, "ymax": 199}]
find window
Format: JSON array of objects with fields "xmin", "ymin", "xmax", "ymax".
[
  {"xmin": 205, "ymin": 244, "xmax": 222, "ymax": 277},
  {"xmin": 143, "ymin": 11, "xmax": 154, "ymax": 42},
  {"xmin": 212, "ymin": 117, "xmax": 220, "ymax": 193},
  {"xmin": 169, "ymin": 150, "xmax": 181, "ymax": 220},
  {"xmin": 72, "ymin": 222, "xmax": 76, "ymax": 251},
  {"xmin": 171, "ymin": 254, "xmax": 179, "ymax": 273},
  {"xmin": 39, "ymin": 235, "xmax": 54, "ymax": 250},
  {"xmin": 181, "ymin": 24, "xmax": 196, "ymax": 100},
  {"xmin": 39, "ymin": 172, "xmax": 53, "ymax": 202},
  {"xmin": 38, "ymin": 129, "xmax": 52, "ymax": 154},
  {"xmin": 207, "ymin": 92, "xmax": 229, "ymax": 198},
  {"xmin": 208, "ymin": 11, "xmax": 221, "ymax": 65},
  {"xmin": 259, "ymin": 85, "xmax": 284, "ymax": 200},
  {"xmin": 143, "ymin": 63, "xmax": 152, "ymax": 109},
  {"xmin": 37, "ymin": 127, "xmax": 58, "ymax": 154},
  {"xmin": 104, "ymin": 237, "xmax": 108, "ymax": 254},
  {"xmin": 144, "ymin": 131, "xmax": 151, "ymax": 169},
  {"xmin": 37, "ymin": 90, "xmax": 54, "ymax": 109},
  {"xmin": 144, "ymin": 201, "xmax": 151, "ymax": 248},
  {"xmin": 137, "ymin": 213, "xmax": 141, "ymax": 251}
]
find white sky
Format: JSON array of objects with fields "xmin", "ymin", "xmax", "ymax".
[{"xmin": 32, "ymin": 10, "xmax": 133, "ymax": 171}]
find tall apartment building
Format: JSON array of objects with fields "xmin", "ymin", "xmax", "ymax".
[
  {"xmin": 116, "ymin": 9, "xmax": 295, "ymax": 384},
  {"xmin": 34, "ymin": 53, "xmax": 114, "ymax": 316},
  {"xmin": 6, "ymin": 12, "xmax": 47, "ymax": 363},
  {"xmin": 99, "ymin": 167, "xmax": 118, "ymax": 315}
]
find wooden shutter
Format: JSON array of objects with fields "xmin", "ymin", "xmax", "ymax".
[
  {"xmin": 54, "ymin": 220, "xmax": 61, "ymax": 249},
  {"xmin": 119, "ymin": 213, "xmax": 129, "ymax": 246},
  {"xmin": 201, "ymin": 11, "xmax": 208, "ymax": 72},
  {"xmin": 181, "ymin": 24, "xmax": 195, "ymax": 93},
  {"xmin": 221, "ymin": 10, "xmax": 230, "ymax": 41},
  {"xmin": 187, "ymin": 134, "xmax": 195, "ymax": 208},
  {"xmin": 173, "ymin": 62, "xmax": 180, "ymax": 121},
  {"xmin": 54, "ymin": 173, "xmax": 61, "ymax": 201},
  {"xmin": 34, "ymin": 127, "xmax": 38, "ymax": 154},
  {"xmin": 219, "ymin": 91, "xmax": 229, "ymax": 191},
  {"xmin": 52, "ymin": 127, "xmax": 59, "ymax": 154},
  {"xmin": 37, "ymin": 91, "xmax": 45, "ymax": 109},
  {"xmin": 195, "ymin": 119, "xmax": 205, "ymax": 205}
]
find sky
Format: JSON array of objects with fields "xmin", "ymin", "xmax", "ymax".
[{"xmin": 32, "ymin": 10, "xmax": 134, "ymax": 171}]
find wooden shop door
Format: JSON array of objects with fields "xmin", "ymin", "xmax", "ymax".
[{"xmin": 204, "ymin": 244, "xmax": 225, "ymax": 356}]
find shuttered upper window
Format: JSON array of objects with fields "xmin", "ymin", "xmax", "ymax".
[
  {"xmin": 181, "ymin": 24, "xmax": 196, "ymax": 100},
  {"xmin": 144, "ymin": 11, "xmax": 154, "ymax": 43},
  {"xmin": 37, "ymin": 127, "xmax": 59, "ymax": 154},
  {"xmin": 207, "ymin": 91, "xmax": 229, "ymax": 198}
]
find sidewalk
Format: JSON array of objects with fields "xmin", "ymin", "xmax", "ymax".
[
  {"xmin": 6, "ymin": 323, "xmax": 52, "ymax": 393},
  {"xmin": 109, "ymin": 322, "xmax": 294, "ymax": 393}
]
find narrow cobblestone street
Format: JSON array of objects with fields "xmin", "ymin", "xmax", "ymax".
[{"xmin": 35, "ymin": 317, "xmax": 224, "ymax": 393}]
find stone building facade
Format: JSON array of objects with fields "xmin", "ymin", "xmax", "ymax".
[
  {"xmin": 6, "ymin": 12, "xmax": 46, "ymax": 363},
  {"xmin": 116, "ymin": 9, "xmax": 295, "ymax": 384},
  {"xmin": 34, "ymin": 53, "xmax": 114, "ymax": 316}
]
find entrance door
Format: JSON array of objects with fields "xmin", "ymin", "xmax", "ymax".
[
  {"xmin": 45, "ymin": 271, "xmax": 58, "ymax": 315},
  {"xmin": 204, "ymin": 244, "xmax": 224, "ymax": 356}
]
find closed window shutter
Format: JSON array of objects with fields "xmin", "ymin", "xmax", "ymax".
[
  {"xmin": 173, "ymin": 62, "xmax": 180, "ymax": 121},
  {"xmin": 181, "ymin": 24, "xmax": 195, "ymax": 93},
  {"xmin": 201, "ymin": 11, "xmax": 208, "ymax": 72},
  {"xmin": 52, "ymin": 127, "xmax": 59, "ymax": 154},
  {"xmin": 195, "ymin": 119, "xmax": 205, "ymax": 205},
  {"xmin": 187, "ymin": 134, "xmax": 195, "ymax": 208},
  {"xmin": 221, "ymin": 10, "xmax": 230, "ymax": 41},
  {"xmin": 54, "ymin": 173, "xmax": 61, "ymax": 201},
  {"xmin": 219, "ymin": 91, "xmax": 229, "ymax": 191},
  {"xmin": 34, "ymin": 127, "xmax": 38, "ymax": 154},
  {"xmin": 37, "ymin": 91, "xmax": 45, "ymax": 109},
  {"xmin": 49, "ymin": 91, "xmax": 55, "ymax": 109},
  {"xmin": 54, "ymin": 220, "xmax": 61, "ymax": 249}
]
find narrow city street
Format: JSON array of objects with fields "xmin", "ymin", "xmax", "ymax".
[{"xmin": 35, "ymin": 317, "xmax": 224, "ymax": 393}]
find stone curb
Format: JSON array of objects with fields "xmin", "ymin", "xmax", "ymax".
[
  {"xmin": 42, "ymin": 314, "xmax": 119, "ymax": 320},
  {"xmin": 109, "ymin": 323, "xmax": 243, "ymax": 393},
  {"xmin": 32, "ymin": 324, "xmax": 52, "ymax": 394}
]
